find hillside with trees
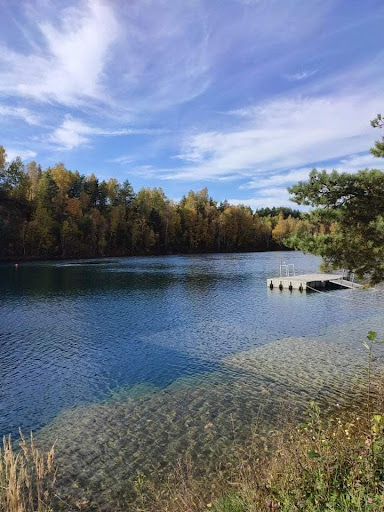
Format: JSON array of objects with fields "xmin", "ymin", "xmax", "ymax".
[{"xmin": 0, "ymin": 146, "xmax": 308, "ymax": 260}]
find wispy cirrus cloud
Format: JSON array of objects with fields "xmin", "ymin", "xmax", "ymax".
[
  {"xmin": 48, "ymin": 116, "xmax": 168, "ymax": 150},
  {"xmin": 228, "ymin": 190, "xmax": 294, "ymax": 210},
  {"xmin": 286, "ymin": 69, "xmax": 318, "ymax": 81},
  {"xmin": 5, "ymin": 148, "xmax": 37, "ymax": 162},
  {"xmin": 163, "ymin": 84, "xmax": 384, "ymax": 182},
  {"xmin": 0, "ymin": 105, "xmax": 42, "ymax": 126},
  {"xmin": 0, "ymin": 0, "xmax": 120, "ymax": 106},
  {"xmin": 0, "ymin": 0, "xmax": 334, "ymax": 118},
  {"xmin": 240, "ymin": 169, "xmax": 315, "ymax": 190},
  {"xmin": 0, "ymin": 0, "xmax": 213, "ymax": 154},
  {"xmin": 110, "ymin": 155, "xmax": 135, "ymax": 166},
  {"xmin": 229, "ymin": 153, "xmax": 383, "ymax": 211},
  {"xmin": 0, "ymin": 0, "xmax": 214, "ymax": 113},
  {"xmin": 241, "ymin": 152, "xmax": 381, "ymax": 190}
]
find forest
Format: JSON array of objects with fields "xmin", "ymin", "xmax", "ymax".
[{"xmin": 0, "ymin": 145, "xmax": 311, "ymax": 260}]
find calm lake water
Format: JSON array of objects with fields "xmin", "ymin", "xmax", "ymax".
[{"xmin": 1, "ymin": 251, "xmax": 383, "ymax": 508}]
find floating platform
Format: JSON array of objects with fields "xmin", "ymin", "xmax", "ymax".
[{"xmin": 267, "ymin": 273, "xmax": 347, "ymax": 291}]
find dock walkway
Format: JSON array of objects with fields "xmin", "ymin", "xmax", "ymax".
[{"xmin": 267, "ymin": 273, "xmax": 354, "ymax": 291}]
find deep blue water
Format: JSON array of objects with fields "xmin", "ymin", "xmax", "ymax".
[{"xmin": 0, "ymin": 251, "xmax": 383, "ymax": 438}]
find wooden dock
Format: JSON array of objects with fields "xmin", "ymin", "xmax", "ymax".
[{"xmin": 266, "ymin": 273, "xmax": 359, "ymax": 291}]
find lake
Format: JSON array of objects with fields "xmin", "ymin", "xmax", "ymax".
[{"xmin": 1, "ymin": 251, "xmax": 383, "ymax": 508}]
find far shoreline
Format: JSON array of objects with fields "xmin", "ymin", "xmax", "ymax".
[{"xmin": 0, "ymin": 247, "xmax": 296, "ymax": 265}]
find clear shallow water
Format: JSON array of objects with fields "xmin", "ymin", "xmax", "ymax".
[{"xmin": 1, "ymin": 252, "xmax": 384, "ymax": 508}]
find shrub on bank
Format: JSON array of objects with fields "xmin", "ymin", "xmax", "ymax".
[{"xmin": 0, "ymin": 431, "xmax": 56, "ymax": 512}]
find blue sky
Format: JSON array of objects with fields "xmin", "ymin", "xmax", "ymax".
[{"xmin": 1, "ymin": 0, "xmax": 384, "ymax": 208}]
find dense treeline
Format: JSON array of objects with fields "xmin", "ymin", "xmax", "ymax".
[{"xmin": 0, "ymin": 146, "xmax": 310, "ymax": 260}]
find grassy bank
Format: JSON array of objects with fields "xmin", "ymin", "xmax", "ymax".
[
  {"xmin": 147, "ymin": 396, "xmax": 384, "ymax": 512},
  {"xmin": 1, "ymin": 334, "xmax": 383, "ymax": 512},
  {"xmin": 146, "ymin": 333, "xmax": 384, "ymax": 512},
  {"xmin": 0, "ymin": 431, "xmax": 55, "ymax": 512}
]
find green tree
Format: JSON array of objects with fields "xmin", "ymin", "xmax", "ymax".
[
  {"xmin": 288, "ymin": 169, "xmax": 384, "ymax": 283},
  {"xmin": 36, "ymin": 170, "xmax": 58, "ymax": 211},
  {"xmin": 370, "ymin": 113, "xmax": 384, "ymax": 158},
  {"xmin": 0, "ymin": 157, "xmax": 27, "ymax": 194},
  {"xmin": 255, "ymin": 206, "xmax": 302, "ymax": 219},
  {"xmin": 61, "ymin": 219, "xmax": 82, "ymax": 257},
  {"xmin": 26, "ymin": 205, "xmax": 56, "ymax": 256},
  {"xmin": 119, "ymin": 180, "xmax": 135, "ymax": 208}
]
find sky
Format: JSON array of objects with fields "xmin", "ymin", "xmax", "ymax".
[{"xmin": 1, "ymin": 0, "xmax": 384, "ymax": 209}]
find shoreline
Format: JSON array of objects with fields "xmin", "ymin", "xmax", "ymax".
[
  {"xmin": 0, "ymin": 247, "xmax": 294, "ymax": 265},
  {"xmin": 0, "ymin": 247, "xmax": 294, "ymax": 264}
]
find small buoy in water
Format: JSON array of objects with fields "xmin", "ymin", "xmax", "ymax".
[{"xmin": 14, "ymin": 263, "xmax": 19, "ymax": 269}]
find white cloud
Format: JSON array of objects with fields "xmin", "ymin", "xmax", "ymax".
[
  {"xmin": 241, "ymin": 169, "xmax": 313, "ymax": 189},
  {"xmin": 235, "ymin": 0, "xmax": 262, "ymax": 5},
  {"xmin": 230, "ymin": 152, "xmax": 383, "ymax": 211},
  {"xmin": 334, "ymin": 152, "xmax": 382, "ymax": 171},
  {"xmin": 228, "ymin": 189, "xmax": 294, "ymax": 210},
  {"xmin": 49, "ymin": 118, "xmax": 91, "ymax": 150},
  {"xmin": 286, "ymin": 70, "xmax": 317, "ymax": 81},
  {"xmin": 110, "ymin": 155, "xmax": 135, "ymax": 166},
  {"xmin": 241, "ymin": 152, "xmax": 382, "ymax": 189},
  {"xmin": 6, "ymin": 149, "xmax": 37, "ymax": 161},
  {"xmin": 0, "ymin": 0, "xmax": 335, "ymax": 118},
  {"xmin": 48, "ymin": 116, "xmax": 166, "ymax": 150},
  {"xmin": 252, "ymin": 187, "xmax": 289, "ymax": 197},
  {"xmin": 0, "ymin": 0, "xmax": 120, "ymax": 106},
  {"xmin": 126, "ymin": 165, "xmax": 161, "ymax": 179},
  {"xmin": 164, "ymin": 87, "xmax": 384, "ymax": 181},
  {"xmin": 0, "ymin": 0, "xmax": 212, "ymax": 112},
  {"xmin": 0, "ymin": 105, "xmax": 42, "ymax": 126}
]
